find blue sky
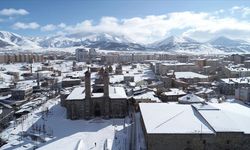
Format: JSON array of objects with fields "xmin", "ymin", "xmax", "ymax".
[{"xmin": 0, "ymin": 0, "xmax": 250, "ymax": 43}]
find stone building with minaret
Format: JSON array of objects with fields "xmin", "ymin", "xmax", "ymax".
[{"xmin": 63, "ymin": 67, "xmax": 128, "ymax": 120}]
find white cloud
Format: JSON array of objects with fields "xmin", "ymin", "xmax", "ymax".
[
  {"xmin": 41, "ymin": 24, "xmax": 57, "ymax": 31},
  {"xmin": 58, "ymin": 23, "xmax": 66, "ymax": 28},
  {"xmin": 41, "ymin": 23, "xmax": 67, "ymax": 32},
  {"xmin": 60, "ymin": 10, "xmax": 250, "ymax": 43},
  {"xmin": 182, "ymin": 15, "xmax": 250, "ymax": 42},
  {"xmin": 231, "ymin": 6, "xmax": 241, "ymax": 13},
  {"xmin": 0, "ymin": 8, "xmax": 29, "ymax": 16},
  {"xmin": 230, "ymin": 6, "xmax": 250, "ymax": 17},
  {"xmin": 214, "ymin": 9, "xmax": 225, "ymax": 15},
  {"xmin": 61, "ymin": 12, "xmax": 226, "ymax": 43},
  {"xmin": 12, "ymin": 22, "xmax": 40, "ymax": 30}
]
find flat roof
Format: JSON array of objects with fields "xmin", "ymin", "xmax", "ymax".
[
  {"xmin": 198, "ymin": 109, "xmax": 241, "ymax": 133},
  {"xmin": 140, "ymin": 102, "xmax": 250, "ymax": 134},
  {"xmin": 66, "ymin": 86, "xmax": 127, "ymax": 100},
  {"xmin": 109, "ymin": 86, "xmax": 127, "ymax": 99},
  {"xmin": 12, "ymin": 84, "xmax": 33, "ymax": 91},
  {"xmin": 175, "ymin": 72, "xmax": 208, "ymax": 79},
  {"xmin": 161, "ymin": 63, "xmax": 195, "ymax": 66},
  {"xmin": 209, "ymin": 102, "xmax": 250, "ymax": 134},
  {"xmin": 225, "ymin": 66, "xmax": 250, "ymax": 72},
  {"xmin": 221, "ymin": 77, "xmax": 250, "ymax": 84},
  {"xmin": 163, "ymin": 88, "xmax": 186, "ymax": 96},
  {"xmin": 139, "ymin": 103, "xmax": 214, "ymax": 134},
  {"xmin": 110, "ymin": 75, "xmax": 124, "ymax": 84},
  {"xmin": 178, "ymin": 94, "xmax": 205, "ymax": 104},
  {"xmin": 133, "ymin": 91, "xmax": 161, "ymax": 102},
  {"xmin": 66, "ymin": 87, "xmax": 85, "ymax": 100}
]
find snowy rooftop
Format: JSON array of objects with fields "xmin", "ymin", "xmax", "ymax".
[
  {"xmin": 209, "ymin": 102, "xmax": 250, "ymax": 134},
  {"xmin": 221, "ymin": 77, "xmax": 250, "ymax": 84},
  {"xmin": 17, "ymin": 80, "xmax": 39, "ymax": 87},
  {"xmin": 178, "ymin": 94, "xmax": 205, "ymax": 104},
  {"xmin": 12, "ymin": 84, "xmax": 33, "ymax": 91},
  {"xmin": 122, "ymin": 64, "xmax": 156, "ymax": 83},
  {"xmin": 140, "ymin": 102, "xmax": 250, "ymax": 135},
  {"xmin": 110, "ymin": 75, "xmax": 124, "ymax": 83},
  {"xmin": 66, "ymin": 87, "xmax": 85, "ymax": 100},
  {"xmin": 133, "ymin": 91, "xmax": 161, "ymax": 102},
  {"xmin": 62, "ymin": 78, "xmax": 81, "ymax": 81},
  {"xmin": 92, "ymin": 93, "xmax": 104, "ymax": 98},
  {"xmin": 161, "ymin": 62, "xmax": 195, "ymax": 66},
  {"xmin": 163, "ymin": 88, "xmax": 186, "ymax": 96},
  {"xmin": 195, "ymin": 88, "xmax": 214, "ymax": 95},
  {"xmin": 175, "ymin": 72, "xmax": 208, "ymax": 79},
  {"xmin": 65, "ymin": 70, "xmax": 86, "ymax": 78},
  {"xmin": 0, "ymin": 101, "xmax": 12, "ymax": 109},
  {"xmin": 192, "ymin": 103, "xmax": 219, "ymax": 110},
  {"xmin": 197, "ymin": 108, "xmax": 241, "ymax": 133},
  {"xmin": 66, "ymin": 86, "xmax": 127, "ymax": 100},
  {"xmin": 109, "ymin": 86, "xmax": 127, "ymax": 99},
  {"xmin": 225, "ymin": 66, "xmax": 250, "ymax": 72},
  {"xmin": 139, "ymin": 103, "xmax": 214, "ymax": 134}
]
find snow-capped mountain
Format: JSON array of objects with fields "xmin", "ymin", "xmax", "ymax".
[
  {"xmin": 36, "ymin": 33, "xmax": 145, "ymax": 50},
  {"xmin": 150, "ymin": 36, "xmax": 201, "ymax": 51},
  {"xmin": 208, "ymin": 36, "xmax": 247, "ymax": 47},
  {"xmin": 0, "ymin": 31, "xmax": 145, "ymax": 51},
  {"xmin": 36, "ymin": 36, "xmax": 81, "ymax": 48},
  {"xmin": 0, "ymin": 30, "xmax": 250, "ymax": 54},
  {"xmin": 207, "ymin": 36, "xmax": 250, "ymax": 53},
  {"xmin": 70, "ymin": 33, "xmax": 131, "ymax": 43},
  {"xmin": 147, "ymin": 35, "xmax": 250, "ymax": 54},
  {"xmin": 153, "ymin": 36, "xmax": 199, "ymax": 46},
  {"xmin": 80, "ymin": 33, "xmax": 145, "ymax": 51},
  {"xmin": 0, "ymin": 31, "xmax": 40, "ymax": 49}
]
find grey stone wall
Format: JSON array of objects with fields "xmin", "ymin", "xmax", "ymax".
[{"xmin": 146, "ymin": 132, "xmax": 250, "ymax": 150}]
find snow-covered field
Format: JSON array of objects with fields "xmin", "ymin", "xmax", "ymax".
[{"xmin": 1, "ymin": 97, "xmax": 130, "ymax": 150}]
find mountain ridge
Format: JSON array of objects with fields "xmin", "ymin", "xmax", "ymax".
[{"xmin": 0, "ymin": 30, "xmax": 249, "ymax": 53}]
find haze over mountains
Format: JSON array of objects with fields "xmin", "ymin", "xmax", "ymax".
[{"xmin": 0, "ymin": 30, "xmax": 250, "ymax": 53}]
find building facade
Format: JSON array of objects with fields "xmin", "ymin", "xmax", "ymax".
[{"xmin": 64, "ymin": 69, "xmax": 128, "ymax": 119}]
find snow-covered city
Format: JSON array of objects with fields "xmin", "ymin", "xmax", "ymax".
[{"xmin": 1, "ymin": 0, "xmax": 250, "ymax": 150}]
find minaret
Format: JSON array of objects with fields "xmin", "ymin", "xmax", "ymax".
[
  {"xmin": 103, "ymin": 68, "xmax": 110, "ymax": 118},
  {"xmin": 37, "ymin": 72, "xmax": 40, "ymax": 89},
  {"xmin": 84, "ymin": 68, "xmax": 92, "ymax": 119},
  {"xmin": 103, "ymin": 68, "xmax": 109, "ymax": 98},
  {"xmin": 85, "ymin": 68, "xmax": 91, "ymax": 98}
]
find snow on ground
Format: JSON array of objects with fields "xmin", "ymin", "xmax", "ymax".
[{"xmin": 1, "ymin": 97, "xmax": 130, "ymax": 150}]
